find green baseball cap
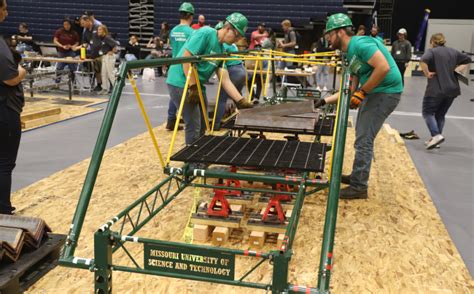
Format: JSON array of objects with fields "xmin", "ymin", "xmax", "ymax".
[
  {"xmin": 179, "ymin": 2, "xmax": 194, "ymax": 15},
  {"xmin": 225, "ymin": 12, "xmax": 248, "ymax": 37},
  {"xmin": 326, "ymin": 13, "xmax": 353, "ymax": 33}
]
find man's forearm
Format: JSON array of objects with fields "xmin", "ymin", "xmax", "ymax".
[{"xmin": 360, "ymin": 65, "xmax": 388, "ymax": 93}]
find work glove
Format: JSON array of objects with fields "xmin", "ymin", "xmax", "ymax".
[
  {"xmin": 350, "ymin": 89, "xmax": 366, "ymax": 109},
  {"xmin": 314, "ymin": 98, "xmax": 326, "ymax": 108},
  {"xmin": 236, "ymin": 98, "xmax": 253, "ymax": 109},
  {"xmin": 187, "ymin": 84, "xmax": 200, "ymax": 104}
]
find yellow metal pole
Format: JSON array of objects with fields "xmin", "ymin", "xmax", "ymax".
[
  {"xmin": 192, "ymin": 66, "xmax": 210, "ymax": 131},
  {"xmin": 258, "ymin": 58, "xmax": 264, "ymax": 93},
  {"xmin": 248, "ymin": 54, "xmax": 260, "ymax": 102},
  {"xmin": 244, "ymin": 65, "xmax": 249, "ymax": 98},
  {"xmin": 166, "ymin": 66, "xmax": 193, "ymax": 164},
  {"xmin": 128, "ymin": 73, "xmax": 165, "ymax": 169},
  {"xmin": 211, "ymin": 61, "xmax": 226, "ymax": 134},
  {"xmin": 327, "ymin": 69, "xmax": 344, "ymax": 181},
  {"xmin": 263, "ymin": 51, "xmax": 272, "ymax": 97}
]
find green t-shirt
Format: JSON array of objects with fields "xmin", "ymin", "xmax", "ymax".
[
  {"xmin": 169, "ymin": 24, "xmax": 194, "ymax": 58},
  {"xmin": 223, "ymin": 43, "xmax": 242, "ymax": 67},
  {"xmin": 167, "ymin": 26, "xmax": 224, "ymax": 88},
  {"xmin": 347, "ymin": 36, "xmax": 403, "ymax": 94}
]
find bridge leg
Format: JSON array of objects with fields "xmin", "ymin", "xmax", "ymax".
[{"xmin": 94, "ymin": 230, "xmax": 113, "ymax": 294}]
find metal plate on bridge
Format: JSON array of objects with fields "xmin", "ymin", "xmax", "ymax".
[
  {"xmin": 144, "ymin": 243, "xmax": 235, "ymax": 281},
  {"xmin": 171, "ymin": 136, "xmax": 326, "ymax": 172}
]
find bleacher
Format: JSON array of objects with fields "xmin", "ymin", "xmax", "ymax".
[
  {"xmin": 154, "ymin": 0, "xmax": 345, "ymax": 32},
  {"xmin": 1, "ymin": 0, "xmax": 129, "ymax": 43},
  {"xmin": 0, "ymin": 0, "xmax": 345, "ymax": 45}
]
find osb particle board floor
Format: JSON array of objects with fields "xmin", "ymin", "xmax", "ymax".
[{"xmin": 10, "ymin": 124, "xmax": 473, "ymax": 293}]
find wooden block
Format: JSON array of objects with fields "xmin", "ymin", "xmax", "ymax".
[
  {"xmin": 230, "ymin": 204, "xmax": 243, "ymax": 213},
  {"xmin": 249, "ymin": 231, "xmax": 266, "ymax": 248},
  {"xmin": 193, "ymin": 224, "xmax": 212, "ymax": 242},
  {"xmin": 21, "ymin": 114, "xmax": 61, "ymax": 129},
  {"xmin": 212, "ymin": 227, "xmax": 230, "ymax": 246},
  {"xmin": 21, "ymin": 107, "xmax": 61, "ymax": 122},
  {"xmin": 277, "ymin": 234, "xmax": 285, "ymax": 249}
]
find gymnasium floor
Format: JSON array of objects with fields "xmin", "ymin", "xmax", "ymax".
[{"xmin": 12, "ymin": 75, "xmax": 474, "ymax": 278}]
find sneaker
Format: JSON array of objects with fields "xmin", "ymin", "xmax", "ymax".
[
  {"xmin": 322, "ymin": 86, "xmax": 328, "ymax": 91},
  {"xmin": 236, "ymin": 99, "xmax": 253, "ymax": 109},
  {"xmin": 93, "ymin": 85, "xmax": 102, "ymax": 92},
  {"xmin": 424, "ymin": 140, "xmax": 440, "ymax": 149},
  {"xmin": 341, "ymin": 174, "xmax": 351, "ymax": 185},
  {"xmin": 98, "ymin": 89, "xmax": 109, "ymax": 95},
  {"xmin": 166, "ymin": 120, "xmax": 183, "ymax": 131},
  {"xmin": 426, "ymin": 134, "xmax": 444, "ymax": 150},
  {"xmin": 339, "ymin": 186, "xmax": 368, "ymax": 199},
  {"xmin": 316, "ymin": 86, "xmax": 321, "ymax": 91}
]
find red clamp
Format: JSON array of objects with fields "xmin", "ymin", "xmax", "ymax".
[{"xmin": 207, "ymin": 189, "xmax": 232, "ymax": 218}]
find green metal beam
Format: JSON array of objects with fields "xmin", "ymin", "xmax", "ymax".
[
  {"xmin": 317, "ymin": 57, "xmax": 352, "ymax": 291},
  {"xmin": 61, "ymin": 63, "xmax": 128, "ymax": 260}
]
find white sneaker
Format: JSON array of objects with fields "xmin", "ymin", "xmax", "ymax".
[
  {"xmin": 316, "ymin": 86, "xmax": 321, "ymax": 91},
  {"xmin": 322, "ymin": 86, "xmax": 328, "ymax": 91},
  {"xmin": 426, "ymin": 134, "xmax": 444, "ymax": 150}
]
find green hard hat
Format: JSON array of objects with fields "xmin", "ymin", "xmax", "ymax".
[
  {"xmin": 179, "ymin": 2, "xmax": 194, "ymax": 14},
  {"xmin": 215, "ymin": 21, "xmax": 224, "ymax": 30},
  {"xmin": 326, "ymin": 13, "xmax": 353, "ymax": 33},
  {"xmin": 225, "ymin": 12, "xmax": 248, "ymax": 37}
]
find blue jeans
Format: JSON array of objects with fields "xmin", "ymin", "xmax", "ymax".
[
  {"xmin": 422, "ymin": 96, "xmax": 455, "ymax": 137},
  {"xmin": 167, "ymin": 84, "xmax": 208, "ymax": 145},
  {"xmin": 278, "ymin": 50, "xmax": 295, "ymax": 69},
  {"xmin": 316, "ymin": 65, "xmax": 329, "ymax": 88},
  {"xmin": 57, "ymin": 50, "xmax": 77, "ymax": 73},
  {"xmin": 214, "ymin": 64, "xmax": 246, "ymax": 129},
  {"xmin": 350, "ymin": 92, "xmax": 401, "ymax": 190},
  {"xmin": 56, "ymin": 51, "xmax": 77, "ymax": 82}
]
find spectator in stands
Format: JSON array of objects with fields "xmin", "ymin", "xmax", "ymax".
[
  {"xmin": 1, "ymin": 0, "xmax": 27, "ymax": 215},
  {"xmin": 191, "ymin": 14, "xmax": 206, "ymax": 30},
  {"xmin": 146, "ymin": 32, "xmax": 171, "ymax": 77},
  {"xmin": 370, "ymin": 25, "xmax": 383, "ymax": 43},
  {"xmin": 71, "ymin": 16, "xmax": 82, "ymax": 37},
  {"xmin": 248, "ymin": 28, "xmax": 276, "ymax": 102},
  {"xmin": 54, "ymin": 19, "xmax": 80, "ymax": 81},
  {"xmin": 84, "ymin": 10, "xmax": 102, "ymax": 26},
  {"xmin": 122, "ymin": 35, "xmax": 141, "ymax": 78},
  {"xmin": 123, "ymin": 35, "xmax": 141, "ymax": 62},
  {"xmin": 356, "ymin": 25, "xmax": 366, "ymax": 36},
  {"xmin": 420, "ymin": 33, "xmax": 470, "ymax": 149},
  {"xmin": 248, "ymin": 23, "xmax": 268, "ymax": 50},
  {"xmin": 13, "ymin": 22, "xmax": 36, "ymax": 53},
  {"xmin": 165, "ymin": 1, "xmax": 195, "ymax": 131},
  {"xmin": 277, "ymin": 19, "xmax": 297, "ymax": 69},
  {"xmin": 391, "ymin": 28, "xmax": 412, "ymax": 85},
  {"xmin": 313, "ymin": 29, "xmax": 331, "ymax": 91},
  {"xmin": 96, "ymin": 25, "xmax": 117, "ymax": 95},
  {"xmin": 76, "ymin": 15, "xmax": 103, "ymax": 91}
]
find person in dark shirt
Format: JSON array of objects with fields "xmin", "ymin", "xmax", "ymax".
[
  {"xmin": 391, "ymin": 28, "xmax": 412, "ymax": 85},
  {"xmin": 13, "ymin": 22, "xmax": 37, "ymax": 53},
  {"xmin": 54, "ymin": 19, "xmax": 80, "ymax": 80},
  {"xmin": 1, "ymin": 0, "xmax": 27, "ymax": 215},
  {"xmin": 420, "ymin": 33, "xmax": 471, "ymax": 149},
  {"xmin": 96, "ymin": 25, "xmax": 117, "ymax": 95},
  {"xmin": 122, "ymin": 35, "xmax": 141, "ymax": 61},
  {"xmin": 76, "ymin": 15, "xmax": 102, "ymax": 91}
]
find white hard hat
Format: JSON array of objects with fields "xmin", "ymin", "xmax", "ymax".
[{"xmin": 398, "ymin": 28, "xmax": 407, "ymax": 35}]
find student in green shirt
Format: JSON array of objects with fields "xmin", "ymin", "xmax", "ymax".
[
  {"xmin": 165, "ymin": 2, "xmax": 195, "ymax": 131},
  {"xmin": 166, "ymin": 12, "xmax": 253, "ymax": 145},
  {"xmin": 315, "ymin": 13, "xmax": 403, "ymax": 199},
  {"xmin": 212, "ymin": 22, "xmax": 247, "ymax": 129}
]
